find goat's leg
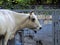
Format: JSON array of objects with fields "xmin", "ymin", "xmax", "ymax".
[
  {"xmin": 4, "ymin": 33, "xmax": 10, "ymax": 45},
  {"xmin": 9, "ymin": 35, "xmax": 14, "ymax": 40}
]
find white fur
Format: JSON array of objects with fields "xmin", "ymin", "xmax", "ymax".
[{"xmin": 0, "ymin": 9, "xmax": 41, "ymax": 45}]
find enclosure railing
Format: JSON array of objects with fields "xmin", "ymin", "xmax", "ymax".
[{"xmin": 1, "ymin": 9, "xmax": 60, "ymax": 45}]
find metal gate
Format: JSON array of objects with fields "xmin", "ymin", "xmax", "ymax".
[
  {"xmin": 52, "ymin": 9, "xmax": 60, "ymax": 45},
  {"xmin": 1, "ymin": 9, "xmax": 60, "ymax": 45},
  {"xmin": 14, "ymin": 9, "xmax": 53, "ymax": 45}
]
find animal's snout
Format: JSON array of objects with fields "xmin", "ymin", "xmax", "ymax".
[
  {"xmin": 39, "ymin": 27, "xmax": 42, "ymax": 29},
  {"xmin": 34, "ymin": 27, "xmax": 42, "ymax": 33}
]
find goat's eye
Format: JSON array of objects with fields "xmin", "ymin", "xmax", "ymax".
[{"xmin": 32, "ymin": 18, "xmax": 35, "ymax": 22}]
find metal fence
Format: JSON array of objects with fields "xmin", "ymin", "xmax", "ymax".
[
  {"xmin": 52, "ymin": 9, "xmax": 60, "ymax": 45},
  {"xmin": 13, "ymin": 9, "xmax": 53, "ymax": 45},
  {"xmin": 1, "ymin": 9, "xmax": 60, "ymax": 45}
]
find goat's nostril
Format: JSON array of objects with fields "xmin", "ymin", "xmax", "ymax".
[
  {"xmin": 39, "ymin": 27, "xmax": 42, "ymax": 29},
  {"xmin": 34, "ymin": 31, "xmax": 37, "ymax": 33}
]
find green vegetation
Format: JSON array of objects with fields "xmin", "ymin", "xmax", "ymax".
[{"xmin": 0, "ymin": 0, "xmax": 59, "ymax": 9}]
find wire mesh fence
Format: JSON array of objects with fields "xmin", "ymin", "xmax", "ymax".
[
  {"xmin": 0, "ymin": 9, "xmax": 60, "ymax": 45},
  {"xmin": 13, "ymin": 9, "xmax": 53, "ymax": 45}
]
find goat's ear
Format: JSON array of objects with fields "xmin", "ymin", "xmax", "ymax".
[{"xmin": 30, "ymin": 11, "xmax": 34, "ymax": 15}]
